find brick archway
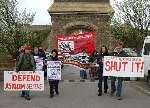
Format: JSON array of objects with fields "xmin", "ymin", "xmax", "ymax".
[
  {"xmin": 48, "ymin": 0, "xmax": 115, "ymax": 50},
  {"xmin": 63, "ymin": 21, "xmax": 98, "ymax": 34}
]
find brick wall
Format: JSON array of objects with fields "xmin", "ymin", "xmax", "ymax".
[{"xmin": 49, "ymin": 13, "xmax": 116, "ymax": 51}]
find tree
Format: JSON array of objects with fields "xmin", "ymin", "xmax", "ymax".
[
  {"xmin": 24, "ymin": 29, "xmax": 51, "ymax": 49},
  {"xmin": 111, "ymin": 0, "xmax": 150, "ymax": 51},
  {"xmin": 0, "ymin": 0, "xmax": 35, "ymax": 58}
]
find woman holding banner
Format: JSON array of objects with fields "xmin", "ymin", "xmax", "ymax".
[
  {"xmin": 97, "ymin": 46, "xmax": 109, "ymax": 96},
  {"xmin": 47, "ymin": 49, "xmax": 60, "ymax": 98},
  {"xmin": 16, "ymin": 45, "xmax": 35, "ymax": 100}
]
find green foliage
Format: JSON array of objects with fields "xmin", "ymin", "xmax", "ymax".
[
  {"xmin": 0, "ymin": 29, "xmax": 50, "ymax": 58},
  {"xmin": 111, "ymin": 23, "xmax": 147, "ymax": 50},
  {"xmin": 0, "ymin": 0, "xmax": 35, "ymax": 58},
  {"xmin": 111, "ymin": 0, "xmax": 150, "ymax": 51},
  {"xmin": 24, "ymin": 29, "xmax": 50, "ymax": 48}
]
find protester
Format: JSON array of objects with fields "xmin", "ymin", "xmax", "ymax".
[
  {"xmin": 16, "ymin": 46, "xmax": 24, "ymax": 60},
  {"xmin": 89, "ymin": 50, "xmax": 98, "ymax": 80},
  {"xmin": 16, "ymin": 44, "xmax": 28, "ymax": 60},
  {"xmin": 33, "ymin": 47, "xmax": 39, "ymax": 56},
  {"xmin": 110, "ymin": 42, "xmax": 128, "ymax": 100},
  {"xmin": 47, "ymin": 49, "xmax": 60, "ymax": 98},
  {"xmin": 38, "ymin": 47, "xmax": 47, "ymax": 78},
  {"xmin": 97, "ymin": 46, "xmax": 109, "ymax": 96},
  {"xmin": 89, "ymin": 50, "xmax": 98, "ymax": 63},
  {"xmin": 78, "ymin": 49, "xmax": 89, "ymax": 79},
  {"xmin": 33, "ymin": 47, "xmax": 44, "ymax": 71},
  {"xmin": 16, "ymin": 45, "xmax": 35, "ymax": 100},
  {"xmin": 38, "ymin": 47, "xmax": 46, "ymax": 59}
]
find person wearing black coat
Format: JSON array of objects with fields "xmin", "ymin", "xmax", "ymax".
[
  {"xmin": 38, "ymin": 47, "xmax": 47, "ymax": 78},
  {"xmin": 97, "ymin": 46, "xmax": 109, "ymax": 96},
  {"xmin": 47, "ymin": 49, "xmax": 60, "ymax": 98}
]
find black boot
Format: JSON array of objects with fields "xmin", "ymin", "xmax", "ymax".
[
  {"xmin": 56, "ymin": 91, "xmax": 59, "ymax": 95},
  {"xmin": 104, "ymin": 90, "xmax": 107, "ymax": 94},
  {"xmin": 98, "ymin": 88, "xmax": 102, "ymax": 96},
  {"xmin": 98, "ymin": 92, "xmax": 102, "ymax": 96},
  {"xmin": 50, "ymin": 94, "xmax": 54, "ymax": 98},
  {"xmin": 50, "ymin": 89, "xmax": 54, "ymax": 98}
]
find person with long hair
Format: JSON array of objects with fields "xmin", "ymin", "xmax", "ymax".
[{"xmin": 97, "ymin": 45, "xmax": 109, "ymax": 96}]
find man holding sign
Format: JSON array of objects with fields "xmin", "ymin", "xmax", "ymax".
[
  {"xmin": 104, "ymin": 42, "xmax": 144, "ymax": 100},
  {"xmin": 16, "ymin": 45, "xmax": 35, "ymax": 100},
  {"xmin": 108, "ymin": 42, "xmax": 128, "ymax": 100},
  {"xmin": 47, "ymin": 49, "xmax": 61, "ymax": 98}
]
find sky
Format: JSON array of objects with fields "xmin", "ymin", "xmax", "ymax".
[
  {"xmin": 17, "ymin": 0, "xmax": 54, "ymax": 25},
  {"xmin": 17, "ymin": 0, "xmax": 118, "ymax": 25}
]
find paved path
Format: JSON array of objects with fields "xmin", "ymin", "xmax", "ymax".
[
  {"xmin": 61, "ymin": 65, "xmax": 90, "ymax": 80},
  {"xmin": 0, "ymin": 65, "xmax": 150, "ymax": 108},
  {"xmin": 0, "ymin": 81, "xmax": 150, "ymax": 108}
]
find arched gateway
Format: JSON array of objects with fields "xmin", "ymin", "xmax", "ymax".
[
  {"xmin": 48, "ymin": 0, "xmax": 116, "ymax": 51},
  {"xmin": 47, "ymin": 0, "xmax": 116, "ymax": 80}
]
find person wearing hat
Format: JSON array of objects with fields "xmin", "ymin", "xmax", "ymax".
[{"xmin": 16, "ymin": 45, "xmax": 35, "ymax": 100}]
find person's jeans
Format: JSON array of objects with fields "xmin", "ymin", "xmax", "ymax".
[
  {"xmin": 111, "ymin": 77, "xmax": 123, "ymax": 97},
  {"xmin": 80, "ymin": 70, "xmax": 87, "ymax": 79}
]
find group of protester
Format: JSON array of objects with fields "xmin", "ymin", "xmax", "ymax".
[
  {"xmin": 97, "ymin": 42, "xmax": 127, "ymax": 100},
  {"xmin": 16, "ymin": 45, "xmax": 59, "ymax": 100},
  {"xmin": 79, "ymin": 42, "xmax": 127, "ymax": 100},
  {"xmin": 15, "ymin": 42, "xmax": 127, "ymax": 101}
]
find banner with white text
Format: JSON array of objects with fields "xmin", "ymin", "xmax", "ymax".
[{"xmin": 56, "ymin": 32, "xmax": 95, "ymax": 55}]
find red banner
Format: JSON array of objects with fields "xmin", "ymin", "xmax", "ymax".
[{"xmin": 56, "ymin": 32, "xmax": 95, "ymax": 55}]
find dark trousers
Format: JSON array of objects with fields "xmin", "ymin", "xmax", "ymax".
[
  {"xmin": 49, "ymin": 80, "xmax": 59, "ymax": 96},
  {"xmin": 98, "ymin": 68, "xmax": 108, "ymax": 93},
  {"xmin": 111, "ymin": 77, "xmax": 123, "ymax": 97},
  {"xmin": 43, "ymin": 65, "xmax": 47, "ymax": 79}
]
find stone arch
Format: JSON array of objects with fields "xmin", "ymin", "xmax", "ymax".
[{"xmin": 63, "ymin": 21, "xmax": 98, "ymax": 34}]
